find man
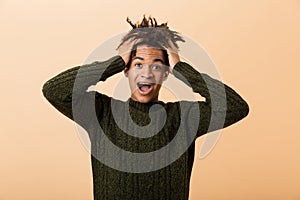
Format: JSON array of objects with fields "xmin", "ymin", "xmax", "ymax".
[{"xmin": 42, "ymin": 16, "xmax": 249, "ymax": 200}]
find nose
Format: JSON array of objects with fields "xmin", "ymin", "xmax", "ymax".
[{"xmin": 140, "ymin": 65, "xmax": 154, "ymax": 78}]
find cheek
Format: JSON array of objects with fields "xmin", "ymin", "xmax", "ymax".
[
  {"xmin": 132, "ymin": 70, "xmax": 139, "ymax": 77},
  {"xmin": 155, "ymin": 74, "xmax": 165, "ymax": 84},
  {"xmin": 128, "ymin": 69, "xmax": 139, "ymax": 78},
  {"xmin": 127, "ymin": 72, "xmax": 138, "ymax": 90},
  {"xmin": 132, "ymin": 68, "xmax": 140, "ymax": 75},
  {"xmin": 127, "ymin": 68, "xmax": 137, "ymax": 77}
]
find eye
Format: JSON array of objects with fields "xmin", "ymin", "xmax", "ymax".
[
  {"xmin": 151, "ymin": 65, "xmax": 162, "ymax": 70},
  {"xmin": 134, "ymin": 63, "xmax": 143, "ymax": 68}
]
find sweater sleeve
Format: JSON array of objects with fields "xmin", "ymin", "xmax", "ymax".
[
  {"xmin": 173, "ymin": 61, "xmax": 249, "ymax": 137},
  {"xmin": 42, "ymin": 55, "xmax": 125, "ymax": 128}
]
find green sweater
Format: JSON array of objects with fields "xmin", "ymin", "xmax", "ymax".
[{"xmin": 42, "ymin": 55, "xmax": 249, "ymax": 200}]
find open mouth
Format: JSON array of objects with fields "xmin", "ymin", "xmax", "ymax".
[{"xmin": 137, "ymin": 82, "xmax": 154, "ymax": 94}]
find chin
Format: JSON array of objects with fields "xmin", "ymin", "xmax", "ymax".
[
  {"xmin": 137, "ymin": 97, "xmax": 153, "ymax": 103},
  {"xmin": 132, "ymin": 95, "xmax": 158, "ymax": 103}
]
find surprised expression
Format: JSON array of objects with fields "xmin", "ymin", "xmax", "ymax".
[{"xmin": 124, "ymin": 45, "xmax": 169, "ymax": 103}]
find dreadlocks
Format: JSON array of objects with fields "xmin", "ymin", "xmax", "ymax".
[{"xmin": 117, "ymin": 15, "xmax": 185, "ymax": 50}]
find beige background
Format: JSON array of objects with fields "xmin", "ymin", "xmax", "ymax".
[{"xmin": 1, "ymin": 0, "xmax": 300, "ymax": 199}]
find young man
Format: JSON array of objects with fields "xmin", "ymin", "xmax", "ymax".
[{"xmin": 42, "ymin": 16, "xmax": 249, "ymax": 200}]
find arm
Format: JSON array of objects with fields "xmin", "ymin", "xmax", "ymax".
[
  {"xmin": 166, "ymin": 45, "xmax": 249, "ymax": 137},
  {"xmin": 173, "ymin": 61, "xmax": 249, "ymax": 137},
  {"xmin": 42, "ymin": 55, "xmax": 125, "ymax": 128}
]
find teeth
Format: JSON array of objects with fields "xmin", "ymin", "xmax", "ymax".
[{"xmin": 137, "ymin": 82, "xmax": 153, "ymax": 87}]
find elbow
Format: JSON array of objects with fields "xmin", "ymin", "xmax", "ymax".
[
  {"xmin": 223, "ymin": 97, "xmax": 249, "ymax": 128},
  {"xmin": 42, "ymin": 81, "xmax": 52, "ymax": 102},
  {"xmin": 42, "ymin": 80, "xmax": 59, "ymax": 105},
  {"xmin": 239, "ymin": 98, "xmax": 250, "ymax": 120},
  {"xmin": 231, "ymin": 97, "xmax": 249, "ymax": 121}
]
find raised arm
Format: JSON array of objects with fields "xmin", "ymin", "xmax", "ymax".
[
  {"xmin": 167, "ymin": 49, "xmax": 249, "ymax": 137},
  {"xmin": 42, "ymin": 56, "xmax": 125, "ymax": 127}
]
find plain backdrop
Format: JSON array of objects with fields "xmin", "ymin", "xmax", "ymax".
[{"xmin": 1, "ymin": 0, "xmax": 300, "ymax": 199}]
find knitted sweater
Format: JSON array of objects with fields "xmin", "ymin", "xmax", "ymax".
[{"xmin": 42, "ymin": 55, "xmax": 249, "ymax": 200}]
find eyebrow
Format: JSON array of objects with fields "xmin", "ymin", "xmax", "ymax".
[
  {"xmin": 132, "ymin": 56, "xmax": 144, "ymax": 61},
  {"xmin": 133, "ymin": 57, "xmax": 165, "ymax": 64}
]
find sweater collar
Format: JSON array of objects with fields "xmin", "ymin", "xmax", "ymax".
[{"xmin": 128, "ymin": 98, "xmax": 165, "ymax": 112}]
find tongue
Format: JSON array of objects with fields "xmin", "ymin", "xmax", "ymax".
[{"xmin": 140, "ymin": 85, "xmax": 150, "ymax": 92}]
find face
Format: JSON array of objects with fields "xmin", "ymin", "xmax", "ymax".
[{"xmin": 124, "ymin": 45, "xmax": 169, "ymax": 103}]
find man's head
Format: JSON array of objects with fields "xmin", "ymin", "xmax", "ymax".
[
  {"xmin": 124, "ymin": 44, "xmax": 169, "ymax": 103},
  {"xmin": 118, "ymin": 16, "xmax": 185, "ymax": 103}
]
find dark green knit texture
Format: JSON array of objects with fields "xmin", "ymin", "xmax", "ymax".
[{"xmin": 42, "ymin": 55, "xmax": 249, "ymax": 200}]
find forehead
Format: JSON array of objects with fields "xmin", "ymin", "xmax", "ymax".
[{"xmin": 134, "ymin": 45, "xmax": 165, "ymax": 61}]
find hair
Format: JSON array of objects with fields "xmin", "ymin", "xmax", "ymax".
[
  {"xmin": 117, "ymin": 15, "xmax": 185, "ymax": 49},
  {"xmin": 117, "ymin": 15, "xmax": 185, "ymax": 70},
  {"xmin": 125, "ymin": 42, "xmax": 170, "ymax": 70}
]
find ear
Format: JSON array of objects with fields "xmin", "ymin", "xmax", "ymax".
[
  {"xmin": 124, "ymin": 67, "xmax": 129, "ymax": 77},
  {"xmin": 162, "ymin": 69, "xmax": 169, "ymax": 81}
]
